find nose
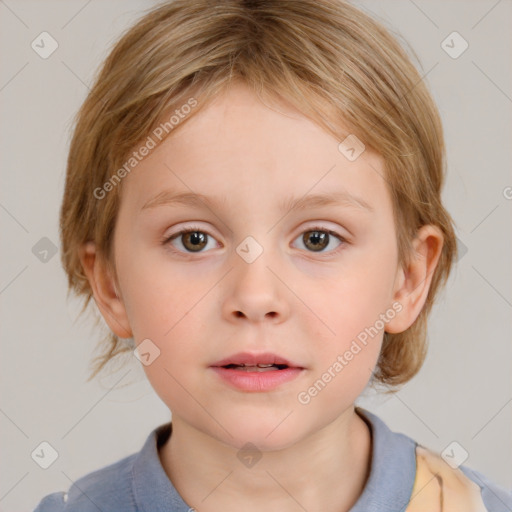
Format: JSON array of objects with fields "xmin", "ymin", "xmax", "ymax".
[{"xmin": 221, "ymin": 248, "xmax": 290, "ymax": 324}]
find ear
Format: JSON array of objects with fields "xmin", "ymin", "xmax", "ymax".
[
  {"xmin": 79, "ymin": 241, "xmax": 133, "ymax": 338},
  {"xmin": 386, "ymin": 225, "xmax": 444, "ymax": 334}
]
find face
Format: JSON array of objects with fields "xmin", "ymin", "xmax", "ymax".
[{"xmin": 110, "ymin": 83, "xmax": 402, "ymax": 450}]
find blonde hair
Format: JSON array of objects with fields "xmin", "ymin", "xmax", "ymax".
[{"xmin": 60, "ymin": 0, "xmax": 457, "ymax": 389}]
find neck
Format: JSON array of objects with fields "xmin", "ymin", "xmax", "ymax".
[{"xmin": 158, "ymin": 406, "xmax": 372, "ymax": 512}]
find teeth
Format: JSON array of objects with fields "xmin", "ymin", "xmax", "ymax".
[
  {"xmin": 221, "ymin": 362, "xmax": 289, "ymax": 372},
  {"xmin": 235, "ymin": 363, "xmax": 275, "ymax": 368},
  {"xmin": 236, "ymin": 365, "xmax": 279, "ymax": 372},
  {"xmin": 227, "ymin": 363, "xmax": 281, "ymax": 372}
]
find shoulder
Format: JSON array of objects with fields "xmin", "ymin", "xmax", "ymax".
[
  {"xmin": 33, "ymin": 452, "xmax": 138, "ymax": 512},
  {"xmin": 458, "ymin": 462, "xmax": 512, "ymax": 512},
  {"xmin": 408, "ymin": 444, "xmax": 512, "ymax": 512},
  {"xmin": 356, "ymin": 408, "xmax": 512, "ymax": 512}
]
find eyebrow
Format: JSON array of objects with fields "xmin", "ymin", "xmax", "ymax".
[{"xmin": 141, "ymin": 190, "xmax": 374, "ymax": 213}]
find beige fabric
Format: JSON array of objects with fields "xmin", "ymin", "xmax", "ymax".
[{"xmin": 405, "ymin": 445, "xmax": 488, "ymax": 512}]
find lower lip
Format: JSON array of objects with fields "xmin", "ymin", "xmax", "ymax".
[{"xmin": 210, "ymin": 367, "xmax": 304, "ymax": 392}]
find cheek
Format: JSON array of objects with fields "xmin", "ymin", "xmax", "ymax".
[
  {"xmin": 119, "ymin": 257, "xmax": 212, "ymax": 373},
  {"xmin": 323, "ymin": 262, "xmax": 396, "ymax": 334},
  {"xmin": 116, "ymin": 245, "xmax": 201, "ymax": 339},
  {"xmin": 301, "ymin": 280, "xmax": 388, "ymax": 408},
  {"xmin": 308, "ymin": 242, "xmax": 397, "ymax": 369},
  {"xmin": 128, "ymin": 287, "xmax": 204, "ymax": 347}
]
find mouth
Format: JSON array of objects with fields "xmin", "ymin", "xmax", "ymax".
[
  {"xmin": 209, "ymin": 352, "xmax": 305, "ymax": 392},
  {"xmin": 210, "ymin": 351, "xmax": 304, "ymax": 370},
  {"xmin": 219, "ymin": 363, "xmax": 290, "ymax": 372}
]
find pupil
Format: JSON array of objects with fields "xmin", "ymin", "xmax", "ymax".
[
  {"xmin": 305, "ymin": 231, "xmax": 328, "ymax": 251},
  {"xmin": 184, "ymin": 231, "xmax": 206, "ymax": 251}
]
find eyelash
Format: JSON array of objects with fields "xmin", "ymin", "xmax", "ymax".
[{"xmin": 162, "ymin": 224, "xmax": 348, "ymax": 258}]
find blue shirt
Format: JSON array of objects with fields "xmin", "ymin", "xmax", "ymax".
[{"xmin": 34, "ymin": 407, "xmax": 512, "ymax": 511}]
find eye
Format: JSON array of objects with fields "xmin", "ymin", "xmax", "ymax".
[
  {"xmin": 292, "ymin": 226, "xmax": 346, "ymax": 254},
  {"xmin": 163, "ymin": 225, "xmax": 347, "ymax": 256},
  {"xmin": 164, "ymin": 227, "xmax": 219, "ymax": 253}
]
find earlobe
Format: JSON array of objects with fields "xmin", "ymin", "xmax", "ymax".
[
  {"xmin": 386, "ymin": 225, "xmax": 444, "ymax": 334},
  {"xmin": 79, "ymin": 242, "xmax": 133, "ymax": 339}
]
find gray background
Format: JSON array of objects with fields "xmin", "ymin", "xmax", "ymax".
[{"xmin": 0, "ymin": 0, "xmax": 511, "ymax": 510}]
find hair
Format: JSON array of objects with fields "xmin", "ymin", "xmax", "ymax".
[{"xmin": 60, "ymin": 0, "xmax": 457, "ymax": 389}]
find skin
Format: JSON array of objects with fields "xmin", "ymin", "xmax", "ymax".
[{"xmin": 81, "ymin": 82, "xmax": 443, "ymax": 512}]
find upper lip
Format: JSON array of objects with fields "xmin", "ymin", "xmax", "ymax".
[{"xmin": 210, "ymin": 352, "xmax": 304, "ymax": 368}]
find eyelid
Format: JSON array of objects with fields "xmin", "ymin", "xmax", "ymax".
[
  {"xmin": 298, "ymin": 221, "xmax": 349, "ymax": 238},
  {"xmin": 163, "ymin": 224, "xmax": 220, "ymax": 245},
  {"xmin": 163, "ymin": 222, "xmax": 348, "ymax": 243}
]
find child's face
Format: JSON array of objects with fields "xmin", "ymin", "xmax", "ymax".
[{"xmin": 110, "ymin": 83, "xmax": 403, "ymax": 449}]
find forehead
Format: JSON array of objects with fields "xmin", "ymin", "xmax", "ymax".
[{"xmin": 120, "ymin": 82, "xmax": 390, "ymax": 214}]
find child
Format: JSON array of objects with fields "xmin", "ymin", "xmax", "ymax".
[{"xmin": 34, "ymin": 0, "xmax": 512, "ymax": 510}]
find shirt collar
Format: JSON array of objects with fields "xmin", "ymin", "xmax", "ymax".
[
  {"xmin": 132, "ymin": 421, "xmax": 190, "ymax": 512},
  {"xmin": 132, "ymin": 407, "xmax": 416, "ymax": 511},
  {"xmin": 350, "ymin": 407, "xmax": 417, "ymax": 511}
]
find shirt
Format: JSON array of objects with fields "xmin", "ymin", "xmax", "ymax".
[{"xmin": 33, "ymin": 407, "xmax": 512, "ymax": 511}]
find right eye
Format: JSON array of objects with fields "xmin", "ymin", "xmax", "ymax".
[{"xmin": 163, "ymin": 227, "xmax": 220, "ymax": 253}]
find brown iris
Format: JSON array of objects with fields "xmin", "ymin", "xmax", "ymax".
[
  {"xmin": 302, "ymin": 230, "xmax": 329, "ymax": 252},
  {"xmin": 181, "ymin": 231, "xmax": 208, "ymax": 252}
]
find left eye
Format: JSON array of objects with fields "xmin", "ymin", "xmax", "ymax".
[
  {"xmin": 292, "ymin": 228, "xmax": 345, "ymax": 253},
  {"xmin": 164, "ymin": 226, "xmax": 346, "ymax": 255}
]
